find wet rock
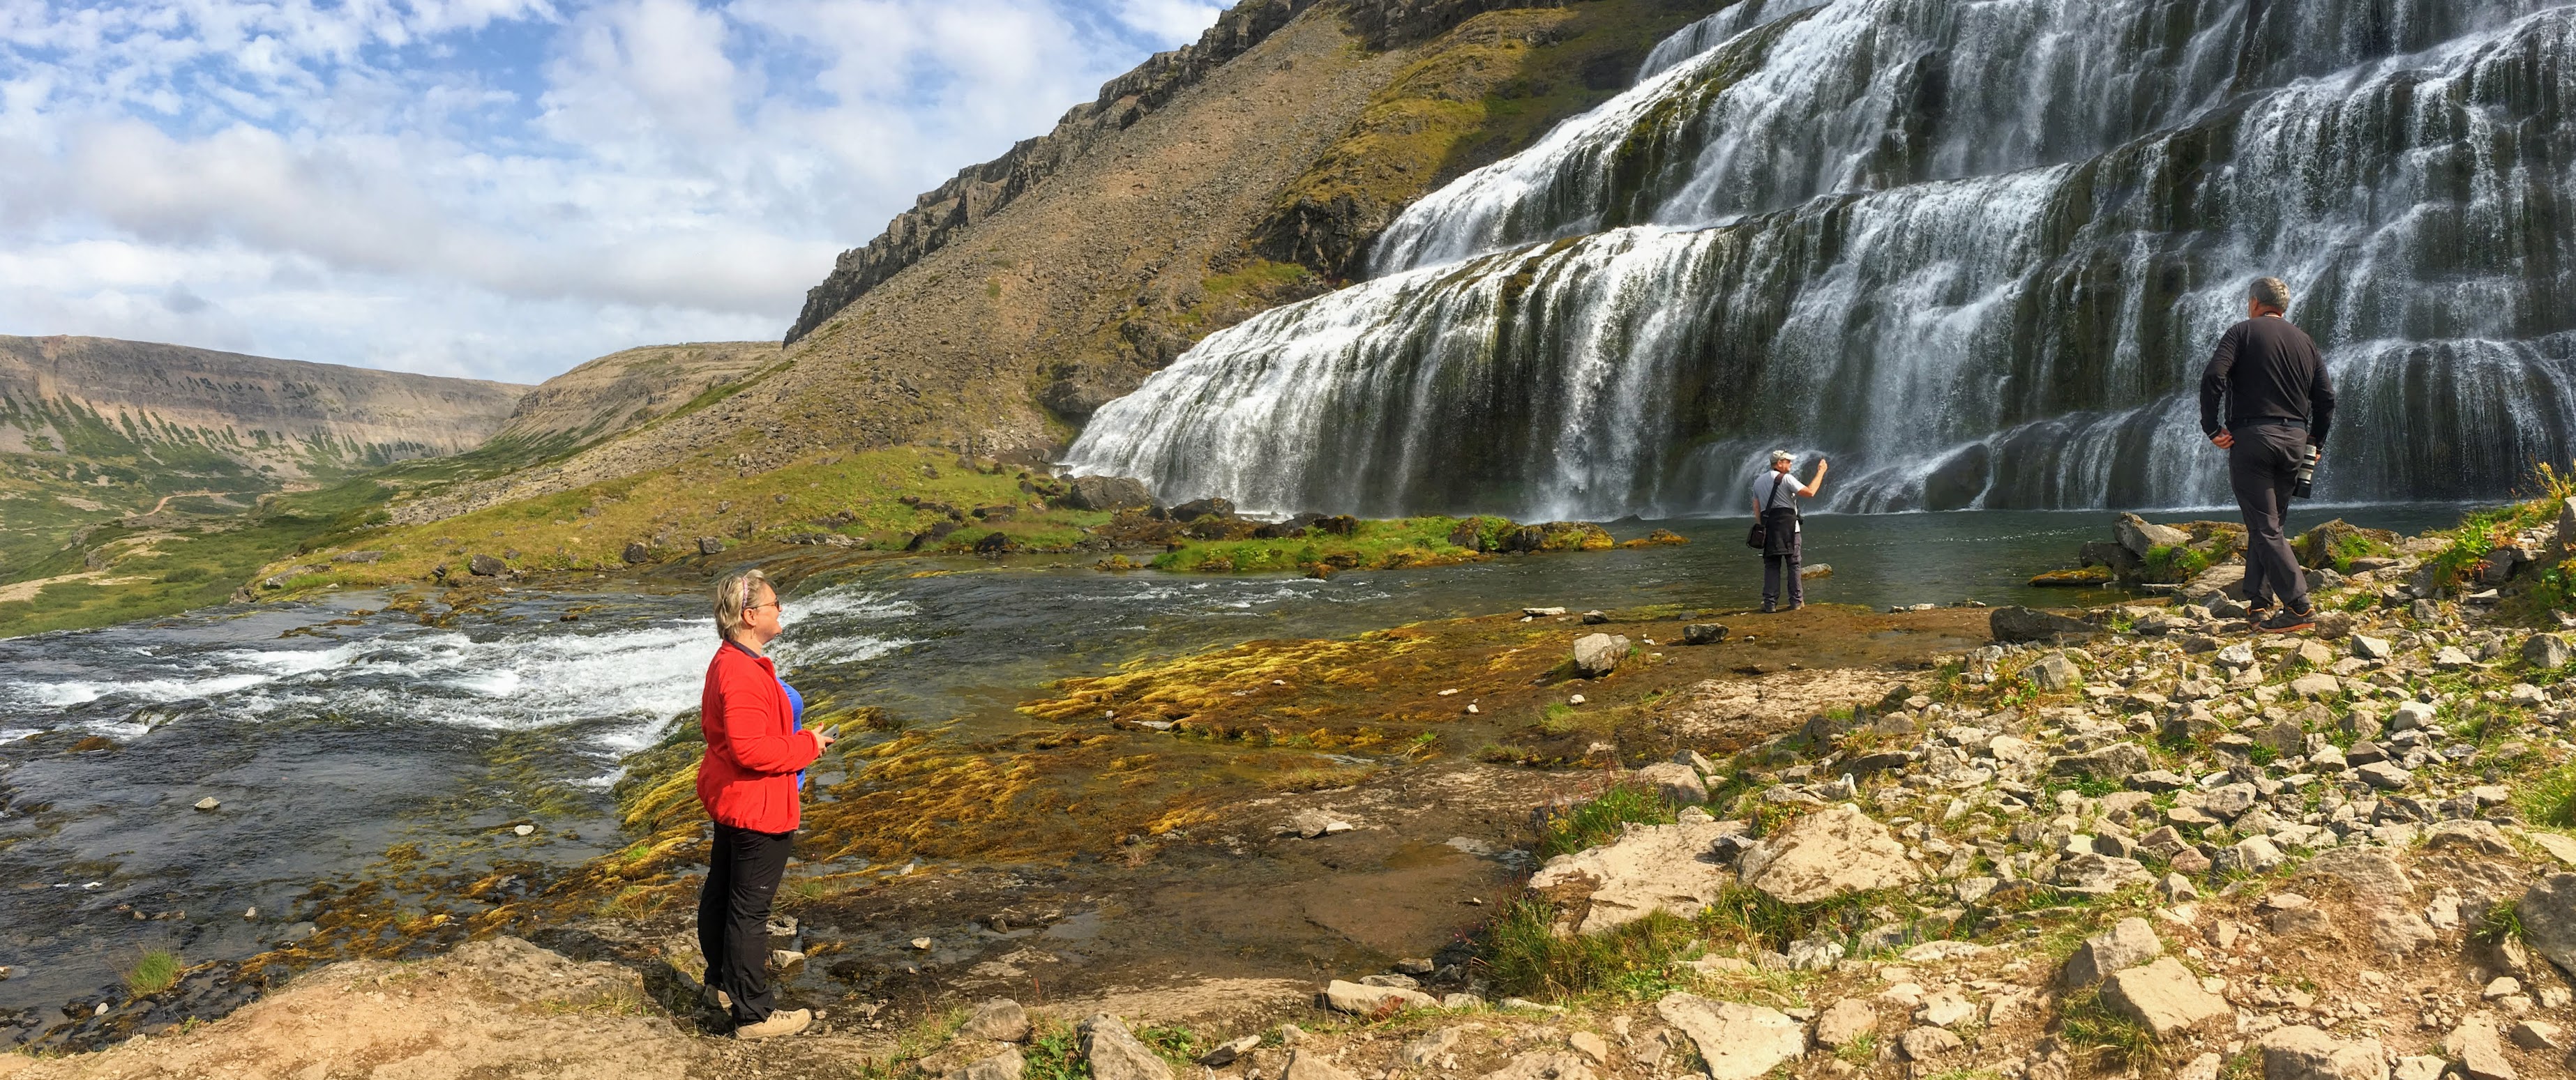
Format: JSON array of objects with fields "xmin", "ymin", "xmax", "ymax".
[
  {"xmin": 944, "ymin": 1047, "xmax": 1026, "ymax": 1080},
  {"xmin": 1653, "ymin": 993, "xmax": 1805, "ymax": 1080},
  {"xmin": 2100, "ymin": 957, "xmax": 2229, "ymax": 1040},
  {"xmin": 1992, "ymin": 607, "xmax": 2097, "ymax": 644},
  {"xmin": 2258, "ymin": 1026, "xmax": 2388, "ymax": 1080},
  {"xmin": 1527, "ymin": 817, "xmax": 1744, "ymax": 934},
  {"xmin": 1166, "ymin": 497, "xmax": 1234, "ymax": 522},
  {"xmin": 1813, "ymin": 998, "xmax": 1877, "ymax": 1049},
  {"xmin": 2063, "ymin": 918, "xmax": 2162, "ymax": 987},
  {"xmin": 1572, "ymin": 634, "xmax": 1629, "ymax": 678},
  {"xmin": 622, "ymin": 542, "xmax": 651, "ymax": 564},
  {"xmin": 1078, "ymin": 1014, "xmax": 1174, "ymax": 1080},
  {"xmin": 2443, "ymin": 1014, "xmax": 2516, "ymax": 1080},
  {"xmin": 1632, "ymin": 762, "xmax": 1706, "ymax": 805},
  {"xmin": 2049, "ymin": 742, "xmax": 2151, "ymax": 782},
  {"xmin": 2526, "ymin": 633, "xmax": 2571, "ymax": 670},
  {"xmin": 1320, "ymin": 980, "xmax": 1435, "ymax": 1014},
  {"xmin": 2516, "ymin": 873, "xmax": 2576, "ymax": 975},
  {"xmin": 1064, "ymin": 476, "xmax": 1153, "ymax": 512},
  {"xmin": 1738, "ymin": 803, "xmax": 1919, "ymax": 904},
  {"xmin": 696, "ymin": 538, "xmax": 725, "ymax": 556},
  {"xmin": 961, "ymin": 998, "xmax": 1030, "ymax": 1042},
  {"xmin": 1683, "ymin": 623, "xmax": 1729, "ymax": 645}
]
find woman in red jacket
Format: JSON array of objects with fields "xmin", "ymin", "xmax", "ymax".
[{"xmin": 696, "ymin": 568, "xmax": 834, "ymax": 1040}]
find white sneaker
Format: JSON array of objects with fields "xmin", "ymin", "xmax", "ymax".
[{"xmin": 734, "ymin": 1008, "xmax": 812, "ymax": 1040}]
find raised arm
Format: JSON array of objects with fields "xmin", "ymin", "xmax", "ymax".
[{"xmin": 1800, "ymin": 459, "xmax": 1828, "ymax": 497}]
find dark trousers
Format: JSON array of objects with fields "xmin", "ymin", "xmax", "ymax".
[
  {"xmin": 1762, "ymin": 526, "xmax": 1803, "ymax": 609},
  {"xmin": 2229, "ymin": 423, "xmax": 2310, "ymax": 613},
  {"xmin": 698, "ymin": 822, "xmax": 794, "ymax": 1024}
]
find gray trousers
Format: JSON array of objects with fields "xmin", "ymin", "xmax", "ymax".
[
  {"xmin": 2229, "ymin": 422, "xmax": 2310, "ymax": 613},
  {"xmin": 1763, "ymin": 531, "xmax": 1803, "ymax": 608}
]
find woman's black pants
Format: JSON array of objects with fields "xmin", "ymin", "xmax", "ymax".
[{"xmin": 698, "ymin": 822, "xmax": 793, "ymax": 1024}]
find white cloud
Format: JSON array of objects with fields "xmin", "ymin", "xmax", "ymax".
[{"xmin": 0, "ymin": 0, "xmax": 1225, "ymax": 383}]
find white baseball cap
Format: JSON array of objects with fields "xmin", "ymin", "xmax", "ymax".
[{"xmin": 1769, "ymin": 449, "xmax": 1794, "ymax": 462}]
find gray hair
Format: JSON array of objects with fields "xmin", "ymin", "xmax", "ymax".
[
  {"xmin": 712, "ymin": 569, "xmax": 775, "ymax": 642},
  {"xmin": 2250, "ymin": 276, "xmax": 2291, "ymax": 312}
]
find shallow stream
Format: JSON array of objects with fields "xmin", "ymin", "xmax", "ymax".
[{"xmin": 0, "ymin": 505, "xmax": 2473, "ymax": 1033}]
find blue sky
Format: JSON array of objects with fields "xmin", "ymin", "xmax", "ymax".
[{"xmin": 0, "ymin": 0, "xmax": 1228, "ymax": 384}]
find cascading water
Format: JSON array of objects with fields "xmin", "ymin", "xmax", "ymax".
[{"xmin": 1067, "ymin": 0, "xmax": 2576, "ymax": 518}]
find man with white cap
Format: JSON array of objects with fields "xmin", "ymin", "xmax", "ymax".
[{"xmin": 1751, "ymin": 450, "xmax": 1827, "ymax": 613}]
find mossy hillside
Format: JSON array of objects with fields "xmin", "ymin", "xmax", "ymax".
[
  {"xmin": 1258, "ymin": 0, "xmax": 1735, "ymax": 279},
  {"xmin": 1140, "ymin": 515, "xmax": 1618, "ymax": 574}
]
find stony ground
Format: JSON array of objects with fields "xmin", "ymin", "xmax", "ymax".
[{"xmin": 15, "ymin": 504, "xmax": 2576, "ymax": 1080}]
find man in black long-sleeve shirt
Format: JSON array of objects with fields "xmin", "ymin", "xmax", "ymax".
[{"xmin": 2200, "ymin": 276, "xmax": 2337, "ymax": 632}]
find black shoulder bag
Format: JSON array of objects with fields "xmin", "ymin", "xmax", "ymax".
[{"xmin": 1746, "ymin": 472, "xmax": 1792, "ymax": 549}]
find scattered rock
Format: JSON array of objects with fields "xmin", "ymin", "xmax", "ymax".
[
  {"xmin": 1064, "ymin": 476, "xmax": 1153, "ymax": 512},
  {"xmin": 469, "ymin": 553, "xmax": 507, "ymax": 576},
  {"xmin": 1898, "ymin": 1025, "xmax": 1965, "ymax": 1060},
  {"xmin": 622, "ymin": 541, "xmax": 651, "ymax": 563},
  {"xmin": 1632, "ymin": 762, "xmax": 1706, "ymax": 806},
  {"xmin": 1279, "ymin": 1050, "xmax": 1361, "ymax": 1080},
  {"xmin": 961, "ymin": 998, "xmax": 1030, "ymax": 1042},
  {"xmin": 1199, "ymin": 1036, "xmax": 1261, "ymax": 1067},
  {"xmin": 1683, "ymin": 623, "xmax": 1729, "ymax": 645},
  {"xmin": 1478, "ymin": 1051, "xmax": 1595, "ymax": 1080},
  {"xmin": 1653, "ymin": 993, "xmax": 1805, "ymax": 1080},
  {"xmin": 1078, "ymin": 1014, "xmax": 1174, "ymax": 1080},
  {"xmin": 193, "ymin": 796, "xmax": 220, "ymax": 812},
  {"xmin": 1992, "ymin": 606, "xmax": 2097, "ymax": 644},
  {"xmin": 2351, "ymin": 633, "xmax": 2393, "ymax": 660},
  {"xmin": 944, "ymin": 1047, "xmax": 1026, "ymax": 1080},
  {"xmin": 2356, "ymin": 762, "xmax": 2412, "ymax": 790},
  {"xmin": 2421, "ymin": 819, "xmax": 2514, "ymax": 856},
  {"xmin": 2056, "ymin": 853, "xmax": 2153, "ymax": 895},
  {"xmin": 1395, "ymin": 1030, "xmax": 1459, "ymax": 1067},
  {"xmin": 1737, "ymin": 803, "xmax": 1920, "ymax": 904},
  {"xmin": 2100, "ymin": 957, "xmax": 2229, "ymax": 1040},
  {"xmin": 1812, "ymin": 998, "xmax": 1878, "ymax": 1049},
  {"xmin": 2258, "ymin": 1026, "xmax": 2389, "ymax": 1080},
  {"xmin": 2049, "ymin": 742, "xmax": 2152, "ymax": 782},
  {"xmin": 2027, "ymin": 653, "xmax": 2080, "ymax": 691},
  {"xmin": 696, "ymin": 538, "xmax": 725, "ymax": 556},
  {"xmin": 2508, "ymin": 1019, "xmax": 2563, "ymax": 1051},
  {"xmin": 2063, "ymin": 918, "xmax": 2162, "ymax": 987},
  {"xmin": 1320, "ymin": 980, "xmax": 1436, "ymax": 1014},
  {"xmin": 2118, "ymin": 514, "xmax": 2192, "ymax": 557},
  {"xmin": 1528, "ymin": 817, "xmax": 1743, "ymax": 934},
  {"xmin": 2524, "ymin": 633, "xmax": 2572, "ymax": 670},
  {"xmin": 1567, "ymin": 1031, "xmax": 1610, "ymax": 1065},
  {"xmin": 2517, "ymin": 873, "xmax": 2576, "ymax": 975},
  {"xmin": 1572, "ymin": 634, "xmax": 1629, "ymax": 678},
  {"xmin": 2443, "ymin": 1014, "xmax": 2517, "ymax": 1080}
]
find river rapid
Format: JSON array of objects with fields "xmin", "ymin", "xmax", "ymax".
[{"xmin": 0, "ymin": 505, "xmax": 2471, "ymax": 1040}]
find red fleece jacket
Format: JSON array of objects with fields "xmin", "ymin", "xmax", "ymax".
[{"xmin": 697, "ymin": 642, "xmax": 822, "ymax": 832}]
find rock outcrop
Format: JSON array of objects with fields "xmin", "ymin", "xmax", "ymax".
[
  {"xmin": 1736, "ymin": 803, "xmax": 1918, "ymax": 904},
  {"xmin": 1526, "ymin": 816, "xmax": 1742, "ymax": 934}
]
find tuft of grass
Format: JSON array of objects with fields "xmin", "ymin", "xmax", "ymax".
[
  {"xmin": 1537, "ymin": 783, "xmax": 1678, "ymax": 858},
  {"xmin": 2472, "ymin": 899, "xmax": 2526, "ymax": 945},
  {"xmin": 2516, "ymin": 764, "xmax": 2576, "ymax": 828},
  {"xmin": 1477, "ymin": 900, "xmax": 1704, "ymax": 1001},
  {"xmin": 1136, "ymin": 1024, "xmax": 1200, "ymax": 1065},
  {"xmin": 124, "ymin": 950, "xmax": 183, "ymax": 996},
  {"xmin": 1024, "ymin": 1019, "xmax": 1091, "ymax": 1080},
  {"xmin": 1836, "ymin": 1031, "xmax": 1881, "ymax": 1065},
  {"xmin": 2056, "ymin": 986, "xmax": 2162, "ymax": 1070}
]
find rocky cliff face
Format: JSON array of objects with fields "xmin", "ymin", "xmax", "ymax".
[{"xmin": 0, "ymin": 335, "xmax": 527, "ymax": 478}]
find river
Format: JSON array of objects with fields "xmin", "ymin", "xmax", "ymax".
[{"xmin": 0, "ymin": 503, "xmax": 2474, "ymax": 1038}]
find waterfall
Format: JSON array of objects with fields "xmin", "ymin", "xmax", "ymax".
[{"xmin": 1067, "ymin": 0, "xmax": 2576, "ymax": 517}]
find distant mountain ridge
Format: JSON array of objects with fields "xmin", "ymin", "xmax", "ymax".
[{"xmin": 0, "ymin": 335, "xmax": 528, "ymax": 478}]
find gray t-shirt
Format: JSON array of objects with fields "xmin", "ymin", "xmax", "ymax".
[{"xmin": 1752, "ymin": 471, "xmax": 1802, "ymax": 531}]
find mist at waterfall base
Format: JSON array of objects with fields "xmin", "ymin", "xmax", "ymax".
[
  {"xmin": 1066, "ymin": 0, "xmax": 2576, "ymax": 521},
  {"xmin": 0, "ymin": 503, "xmax": 2469, "ymax": 1022}
]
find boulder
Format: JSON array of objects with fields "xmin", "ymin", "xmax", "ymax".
[
  {"xmin": 1078, "ymin": 1014, "xmax": 1173, "ymax": 1080},
  {"xmin": 944, "ymin": 1048, "xmax": 1027, "ymax": 1080},
  {"xmin": 1632, "ymin": 762, "xmax": 1707, "ymax": 806},
  {"xmin": 1683, "ymin": 623, "xmax": 1729, "ymax": 645},
  {"xmin": 2517, "ymin": 873, "xmax": 2576, "ymax": 976},
  {"xmin": 2526, "ymin": 633, "xmax": 2573, "ymax": 671},
  {"xmin": 1572, "ymin": 634, "xmax": 1629, "ymax": 678},
  {"xmin": 2351, "ymin": 633, "xmax": 2393, "ymax": 660},
  {"xmin": 961, "ymin": 998, "xmax": 1030, "ymax": 1042},
  {"xmin": 2027, "ymin": 653, "xmax": 2081, "ymax": 692},
  {"xmin": 2056, "ymin": 853, "xmax": 2152, "ymax": 895},
  {"xmin": 2049, "ymin": 742, "xmax": 2153, "ymax": 782},
  {"xmin": 2214, "ymin": 836, "xmax": 2287, "ymax": 876},
  {"xmin": 1065, "ymin": 476, "xmax": 1154, "ymax": 512},
  {"xmin": 1812, "ymin": 998, "xmax": 1878, "ymax": 1049},
  {"xmin": 2420, "ymin": 820, "xmax": 2514, "ymax": 856},
  {"xmin": 1166, "ymin": 497, "xmax": 1235, "ymax": 522},
  {"xmin": 2259, "ymin": 1026, "xmax": 2389, "ymax": 1080},
  {"xmin": 1653, "ymin": 993, "xmax": 1805, "ymax": 1080},
  {"xmin": 1738, "ymin": 803, "xmax": 1919, "ymax": 904},
  {"xmin": 2288, "ymin": 673, "xmax": 2340, "ymax": 700},
  {"xmin": 1992, "ymin": 606, "xmax": 2097, "ymax": 644},
  {"xmin": 2063, "ymin": 918, "xmax": 2163, "ymax": 987},
  {"xmin": 2118, "ymin": 514, "xmax": 2192, "ymax": 558},
  {"xmin": 1526, "ymin": 818, "xmax": 1745, "ymax": 934},
  {"xmin": 469, "ymin": 553, "xmax": 507, "ymax": 576},
  {"xmin": 1897, "ymin": 1026, "xmax": 1965, "ymax": 1060},
  {"xmin": 2356, "ymin": 762, "xmax": 2411, "ymax": 790},
  {"xmin": 622, "ymin": 542, "xmax": 651, "ymax": 564},
  {"xmin": 696, "ymin": 537, "xmax": 725, "ymax": 556},
  {"xmin": 2100, "ymin": 957, "xmax": 2230, "ymax": 1040}
]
